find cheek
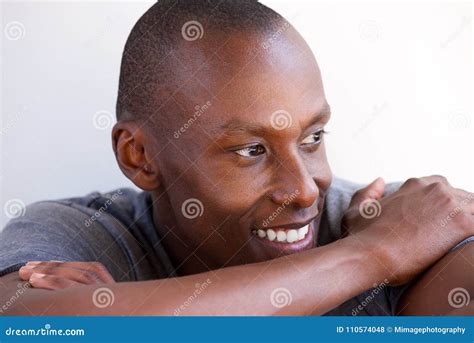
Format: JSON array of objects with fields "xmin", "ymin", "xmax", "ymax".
[
  {"xmin": 165, "ymin": 165, "xmax": 259, "ymax": 234},
  {"xmin": 304, "ymin": 144, "xmax": 332, "ymax": 186}
]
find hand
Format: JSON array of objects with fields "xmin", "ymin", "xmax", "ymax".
[
  {"xmin": 18, "ymin": 261, "xmax": 115, "ymax": 290},
  {"xmin": 342, "ymin": 175, "xmax": 474, "ymax": 285}
]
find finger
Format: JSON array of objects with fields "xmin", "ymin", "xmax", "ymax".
[
  {"xmin": 25, "ymin": 261, "xmax": 115, "ymax": 283},
  {"xmin": 28, "ymin": 272, "xmax": 82, "ymax": 290},
  {"xmin": 402, "ymin": 175, "xmax": 451, "ymax": 190},
  {"xmin": 19, "ymin": 265, "xmax": 102, "ymax": 285},
  {"xmin": 348, "ymin": 177, "xmax": 385, "ymax": 209}
]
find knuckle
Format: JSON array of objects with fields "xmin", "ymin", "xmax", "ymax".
[
  {"xmin": 90, "ymin": 262, "xmax": 108, "ymax": 275},
  {"xmin": 39, "ymin": 266, "xmax": 55, "ymax": 274},
  {"xmin": 427, "ymin": 181, "xmax": 447, "ymax": 194},
  {"xmin": 430, "ymin": 174, "xmax": 448, "ymax": 183},
  {"xmin": 404, "ymin": 177, "xmax": 420, "ymax": 187},
  {"xmin": 81, "ymin": 271, "xmax": 99, "ymax": 283},
  {"xmin": 45, "ymin": 261, "xmax": 61, "ymax": 268},
  {"xmin": 352, "ymin": 188, "xmax": 364, "ymax": 198}
]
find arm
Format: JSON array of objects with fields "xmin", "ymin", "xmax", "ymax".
[
  {"xmin": 397, "ymin": 242, "xmax": 474, "ymax": 315},
  {"xmin": 2, "ymin": 176, "xmax": 473, "ymax": 316},
  {"xmin": 0, "ymin": 237, "xmax": 383, "ymax": 316}
]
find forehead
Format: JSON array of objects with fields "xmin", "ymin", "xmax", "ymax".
[{"xmin": 169, "ymin": 29, "xmax": 326, "ymax": 136}]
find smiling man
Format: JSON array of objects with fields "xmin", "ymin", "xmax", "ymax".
[{"xmin": 1, "ymin": 0, "xmax": 473, "ymax": 316}]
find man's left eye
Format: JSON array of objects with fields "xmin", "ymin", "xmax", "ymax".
[
  {"xmin": 301, "ymin": 129, "xmax": 326, "ymax": 145},
  {"xmin": 234, "ymin": 145, "xmax": 266, "ymax": 158}
]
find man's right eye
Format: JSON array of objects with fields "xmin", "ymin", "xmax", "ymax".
[{"xmin": 234, "ymin": 145, "xmax": 266, "ymax": 158}]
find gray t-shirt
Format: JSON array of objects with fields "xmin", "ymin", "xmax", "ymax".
[{"xmin": 1, "ymin": 177, "xmax": 472, "ymax": 316}]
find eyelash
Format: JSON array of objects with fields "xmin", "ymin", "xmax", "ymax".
[{"xmin": 233, "ymin": 129, "xmax": 327, "ymax": 158}]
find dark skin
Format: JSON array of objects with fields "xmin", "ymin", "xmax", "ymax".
[
  {"xmin": 1, "ymin": 26, "xmax": 473, "ymax": 316},
  {"xmin": 138, "ymin": 31, "xmax": 332, "ymax": 275}
]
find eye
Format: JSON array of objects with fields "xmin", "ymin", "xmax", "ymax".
[
  {"xmin": 234, "ymin": 144, "xmax": 266, "ymax": 158},
  {"xmin": 301, "ymin": 129, "xmax": 326, "ymax": 145}
]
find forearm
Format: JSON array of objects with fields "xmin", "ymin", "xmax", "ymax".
[{"xmin": 2, "ymin": 237, "xmax": 384, "ymax": 316}]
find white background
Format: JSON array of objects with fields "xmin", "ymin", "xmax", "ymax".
[{"xmin": 1, "ymin": 0, "xmax": 472, "ymax": 227}]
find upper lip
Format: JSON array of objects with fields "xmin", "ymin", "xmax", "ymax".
[{"xmin": 255, "ymin": 213, "xmax": 319, "ymax": 231}]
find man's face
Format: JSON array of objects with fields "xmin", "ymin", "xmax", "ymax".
[{"xmin": 148, "ymin": 28, "xmax": 332, "ymax": 273}]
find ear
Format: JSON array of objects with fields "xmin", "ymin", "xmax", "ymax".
[{"xmin": 112, "ymin": 121, "xmax": 161, "ymax": 191}]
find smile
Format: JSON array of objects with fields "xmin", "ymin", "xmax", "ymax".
[{"xmin": 252, "ymin": 224, "xmax": 310, "ymax": 244}]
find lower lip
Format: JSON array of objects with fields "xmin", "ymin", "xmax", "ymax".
[{"xmin": 253, "ymin": 221, "xmax": 316, "ymax": 255}]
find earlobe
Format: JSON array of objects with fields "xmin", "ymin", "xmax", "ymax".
[{"xmin": 112, "ymin": 122, "xmax": 161, "ymax": 191}]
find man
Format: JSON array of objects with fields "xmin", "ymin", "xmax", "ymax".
[{"xmin": 0, "ymin": 0, "xmax": 473, "ymax": 316}]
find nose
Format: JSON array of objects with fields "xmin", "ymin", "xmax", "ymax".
[{"xmin": 270, "ymin": 155, "xmax": 319, "ymax": 209}]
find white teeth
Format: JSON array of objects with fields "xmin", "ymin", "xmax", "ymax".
[
  {"xmin": 267, "ymin": 229, "xmax": 276, "ymax": 241},
  {"xmin": 287, "ymin": 229, "xmax": 298, "ymax": 243},
  {"xmin": 276, "ymin": 231, "xmax": 287, "ymax": 242},
  {"xmin": 254, "ymin": 224, "xmax": 310, "ymax": 244},
  {"xmin": 297, "ymin": 230, "xmax": 306, "ymax": 240}
]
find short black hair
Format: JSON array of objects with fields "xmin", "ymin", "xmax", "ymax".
[{"xmin": 116, "ymin": 0, "xmax": 285, "ymax": 122}]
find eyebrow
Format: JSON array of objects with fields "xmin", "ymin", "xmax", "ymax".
[{"xmin": 218, "ymin": 103, "xmax": 331, "ymax": 136}]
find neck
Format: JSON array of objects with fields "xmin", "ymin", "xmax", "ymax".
[{"xmin": 150, "ymin": 191, "xmax": 208, "ymax": 276}]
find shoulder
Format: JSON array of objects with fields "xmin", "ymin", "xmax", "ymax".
[{"xmin": 0, "ymin": 188, "xmax": 155, "ymax": 281}]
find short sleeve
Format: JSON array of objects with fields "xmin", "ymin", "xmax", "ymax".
[{"xmin": 0, "ymin": 200, "xmax": 135, "ymax": 282}]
